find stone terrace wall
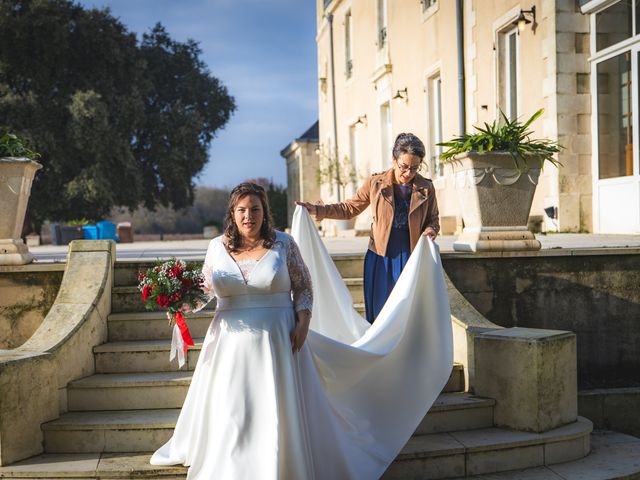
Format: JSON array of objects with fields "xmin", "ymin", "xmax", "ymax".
[
  {"xmin": 0, "ymin": 265, "xmax": 64, "ymax": 349},
  {"xmin": 443, "ymin": 249, "xmax": 640, "ymax": 389}
]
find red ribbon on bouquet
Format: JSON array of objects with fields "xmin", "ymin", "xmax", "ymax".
[{"xmin": 174, "ymin": 311, "xmax": 195, "ymax": 354}]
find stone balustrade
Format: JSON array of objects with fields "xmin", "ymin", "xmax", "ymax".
[{"xmin": 0, "ymin": 240, "xmax": 114, "ymax": 465}]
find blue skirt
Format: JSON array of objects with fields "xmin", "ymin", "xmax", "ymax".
[{"xmin": 363, "ymin": 228, "xmax": 411, "ymax": 323}]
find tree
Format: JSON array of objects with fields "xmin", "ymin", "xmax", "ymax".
[{"xmin": 0, "ymin": 1, "xmax": 235, "ymax": 231}]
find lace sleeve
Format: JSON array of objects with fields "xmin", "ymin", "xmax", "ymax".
[
  {"xmin": 194, "ymin": 240, "xmax": 217, "ymax": 312},
  {"xmin": 286, "ymin": 237, "xmax": 313, "ymax": 313}
]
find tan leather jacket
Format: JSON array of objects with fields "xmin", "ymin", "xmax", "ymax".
[{"xmin": 316, "ymin": 169, "xmax": 440, "ymax": 256}]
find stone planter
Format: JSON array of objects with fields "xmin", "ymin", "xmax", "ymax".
[
  {"xmin": 450, "ymin": 152, "xmax": 542, "ymax": 252},
  {"xmin": 0, "ymin": 157, "xmax": 42, "ymax": 265}
]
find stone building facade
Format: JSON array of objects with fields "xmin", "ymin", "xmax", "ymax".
[
  {"xmin": 280, "ymin": 122, "xmax": 321, "ymax": 227},
  {"xmin": 307, "ymin": 0, "xmax": 639, "ymax": 234}
]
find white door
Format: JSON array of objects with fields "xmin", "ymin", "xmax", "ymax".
[{"xmin": 592, "ymin": 46, "xmax": 640, "ymax": 233}]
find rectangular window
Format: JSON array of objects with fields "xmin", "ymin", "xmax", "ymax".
[
  {"xmin": 597, "ymin": 52, "xmax": 633, "ymax": 179},
  {"xmin": 345, "ymin": 11, "xmax": 353, "ymax": 79},
  {"xmin": 377, "ymin": 0, "xmax": 388, "ymax": 50},
  {"xmin": 427, "ymin": 74, "xmax": 444, "ymax": 177},
  {"xmin": 380, "ymin": 103, "xmax": 392, "ymax": 171},
  {"xmin": 498, "ymin": 27, "xmax": 518, "ymax": 120},
  {"xmin": 596, "ymin": 0, "xmax": 632, "ymax": 52}
]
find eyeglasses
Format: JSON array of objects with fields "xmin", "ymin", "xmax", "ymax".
[{"xmin": 395, "ymin": 160, "xmax": 422, "ymax": 173}]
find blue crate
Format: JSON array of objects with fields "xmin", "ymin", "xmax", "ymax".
[
  {"xmin": 96, "ymin": 221, "xmax": 119, "ymax": 241},
  {"xmin": 82, "ymin": 225, "xmax": 99, "ymax": 240}
]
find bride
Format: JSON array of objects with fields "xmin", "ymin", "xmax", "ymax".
[{"xmin": 150, "ymin": 182, "xmax": 453, "ymax": 479}]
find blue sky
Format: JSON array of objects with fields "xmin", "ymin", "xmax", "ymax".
[{"xmin": 77, "ymin": 0, "xmax": 318, "ymax": 189}]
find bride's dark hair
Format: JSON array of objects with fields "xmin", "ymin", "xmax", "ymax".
[{"xmin": 224, "ymin": 182, "xmax": 276, "ymax": 253}]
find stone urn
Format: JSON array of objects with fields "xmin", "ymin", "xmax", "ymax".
[
  {"xmin": 450, "ymin": 152, "xmax": 542, "ymax": 252},
  {"xmin": 0, "ymin": 157, "xmax": 43, "ymax": 265}
]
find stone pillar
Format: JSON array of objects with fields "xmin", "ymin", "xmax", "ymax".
[
  {"xmin": 474, "ymin": 327, "xmax": 577, "ymax": 433},
  {"xmin": 0, "ymin": 158, "xmax": 42, "ymax": 265}
]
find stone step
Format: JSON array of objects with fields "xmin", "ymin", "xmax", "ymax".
[
  {"xmin": 382, "ymin": 417, "xmax": 594, "ymax": 479},
  {"xmin": 42, "ymin": 409, "xmax": 176, "ymax": 454},
  {"xmin": 107, "ymin": 310, "xmax": 215, "ymax": 341},
  {"xmin": 67, "ymin": 372, "xmax": 193, "ymax": 411},
  {"xmin": 93, "ymin": 339, "xmax": 465, "ymax": 393},
  {"xmin": 94, "ymin": 339, "xmax": 204, "ymax": 373},
  {"xmin": 45, "ymin": 393, "xmax": 491, "ymax": 453},
  {"xmin": 113, "ymin": 255, "xmax": 365, "ymax": 288},
  {"xmin": 330, "ymin": 254, "xmax": 364, "ymax": 279},
  {"xmin": 40, "ymin": 415, "xmax": 592, "ymax": 478},
  {"xmin": 7, "ymin": 428, "xmax": 638, "ymax": 479},
  {"xmin": 111, "ymin": 286, "xmax": 159, "ymax": 314},
  {"xmin": 66, "ymin": 365, "xmax": 477, "ymax": 426},
  {"xmin": 344, "ymin": 277, "xmax": 364, "ymax": 304}
]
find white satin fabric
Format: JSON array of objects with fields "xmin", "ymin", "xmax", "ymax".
[{"xmin": 150, "ymin": 207, "xmax": 453, "ymax": 479}]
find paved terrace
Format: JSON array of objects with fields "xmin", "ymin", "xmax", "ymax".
[{"xmin": 28, "ymin": 233, "xmax": 640, "ymax": 263}]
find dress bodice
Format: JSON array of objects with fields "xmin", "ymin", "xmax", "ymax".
[
  {"xmin": 392, "ymin": 183, "xmax": 412, "ymax": 230},
  {"xmin": 201, "ymin": 231, "xmax": 313, "ymax": 312}
]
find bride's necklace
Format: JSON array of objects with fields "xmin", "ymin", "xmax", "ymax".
[{"xmin": 240, "ymin": 239, "xmax": 262, "ymax": 252}]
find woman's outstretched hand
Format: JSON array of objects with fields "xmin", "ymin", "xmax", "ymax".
[
  {"xmin": 295, "ymin": 201, "xmax": 320, "ymax": 218},
  {"xmin": 291, "ymin": 309, "xmax": 311, "ymax": 354}
]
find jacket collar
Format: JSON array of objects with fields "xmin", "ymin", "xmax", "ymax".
[{"xmin": 377, "ymin": 169, "xmax": 432, "ymax": 209}]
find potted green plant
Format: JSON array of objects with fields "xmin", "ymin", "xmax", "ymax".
[
  {"xmin": 0, "ymin": 132, "xmax": 42, "ymax": 265},
  {"xmin": 316, "ymin": 153, "xmax": 357, "ymax": 231},
  {"xmin": 438, "ymin": 109, "xmax": 562, "ymax": 252}
]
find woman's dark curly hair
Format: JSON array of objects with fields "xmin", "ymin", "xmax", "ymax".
[
  {"xmin": 224, "ymin": 182, "xmax": 276, "ymax": 253},
  {"xmin": 392, "ymin": 133, "xmax": 426, "ymax": 160}
]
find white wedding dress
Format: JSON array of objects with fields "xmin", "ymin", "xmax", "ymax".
[{"xmin": 150, "ymin": 207, "xmax": 453, "ymax": 480}]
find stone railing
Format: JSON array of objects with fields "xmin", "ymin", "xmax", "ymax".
[
  {"xmin": 0, "ymin": 240, "xmax": 114, "ymax": 465},
  {"xmin": 446, "ymin": 271, "xmax": 578, "ymax": 433}
]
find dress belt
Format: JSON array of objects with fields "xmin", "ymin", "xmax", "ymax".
[{"xmin": 216, "ymin": 292, "xmax": 293, "ymax": 311}]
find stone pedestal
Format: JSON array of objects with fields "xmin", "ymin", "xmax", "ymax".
[
  {"xmin": 453, "ymin": 227, "xmax": 541, "ymax": 252},
  {"xmin": 474, "ymin": 327, "xmax": 577, "ymax": 433},
  {"xmin": 0, "ymin": 238, "xmax": 35, "ymax": 265},
  {"xmin": 0, "ymin": 157, "xmax": 42, "ymax": 265}
]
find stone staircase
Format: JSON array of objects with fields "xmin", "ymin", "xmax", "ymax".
[{"xmin": 0, "ymin": 256, "xmax": 603, "ymax": 479}]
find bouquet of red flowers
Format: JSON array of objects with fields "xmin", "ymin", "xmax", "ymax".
[{"xmin": 138, "ymin": 258, "xmax": 209, "ymax": 367}]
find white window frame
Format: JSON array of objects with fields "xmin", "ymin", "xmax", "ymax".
[
  {"xmin": 426, "ymin": 72, "xmax": 444, "ymax": 178},
  {"xmin": 377, "ymin": 0, "xmax": 388, "ymax": 50},
  {"xmin": 379, "ymin": 102, "xmax": 392, "ymax": 171},
  {"xmin": 588, "ymin": 0, "xmax": 640, "ymax": 233},
  {"xmin": 345, "ymin": 10, "xmax": 353, "ymax": 79},
  {"xmin": 496, "ymin": 25, "xmax": 519, "ymax": 120}
]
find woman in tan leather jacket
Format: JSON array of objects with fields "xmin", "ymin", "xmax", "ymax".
[{"xmin": 297, "ymin": 133, "xmax": 440, "ymax": 323}]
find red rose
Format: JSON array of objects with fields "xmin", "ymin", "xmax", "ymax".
[
  {"xmin": 169, "ymin": 266, "xmax": 183, "ymax": 278},
  {"xmin": 142, "ymin": 285, "xmax": 151, "ymax": 302},
  {"xmin": 181, "ymin": 278, "xmax": 193, "ymax": 290},
  {"xmin": 156, "ymin": 294, "xmax": 170, "ymax": 308}
]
